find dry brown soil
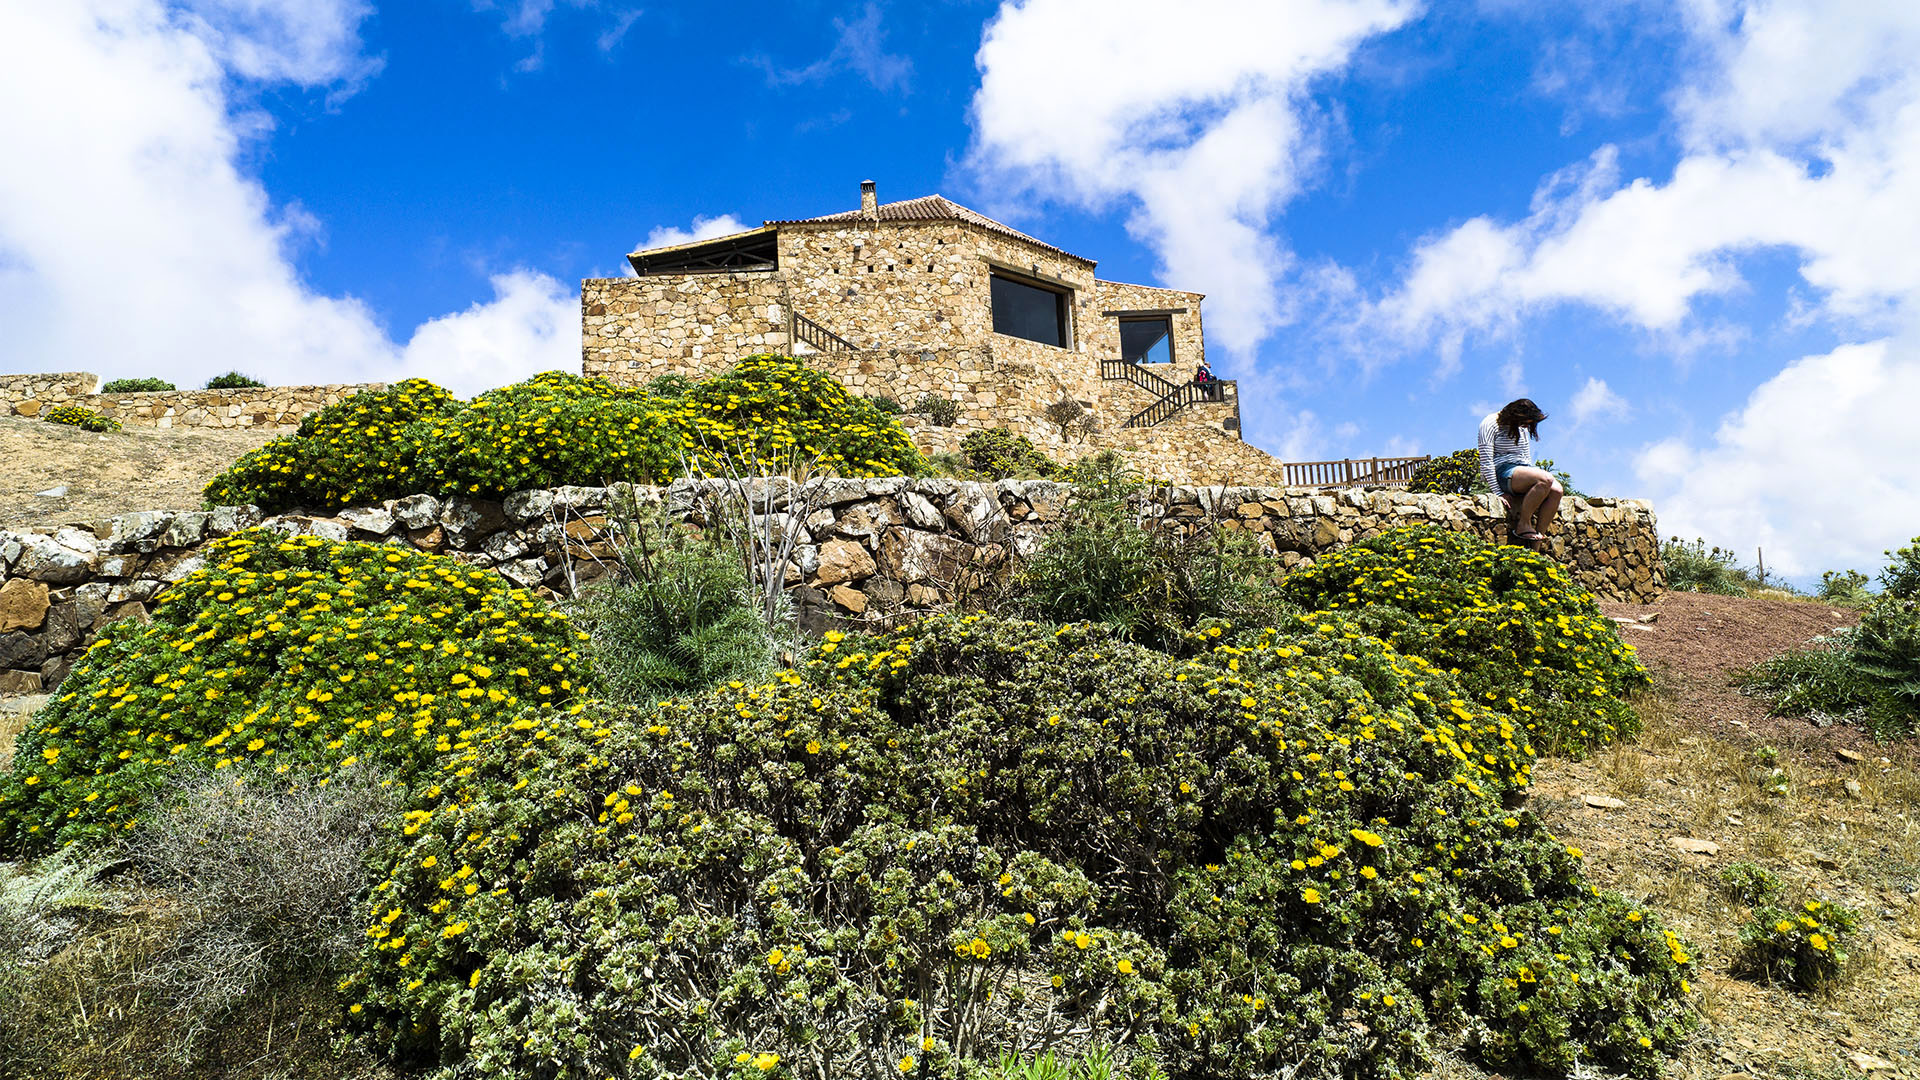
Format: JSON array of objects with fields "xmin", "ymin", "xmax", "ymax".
[
  {"xmin": 1508, "ymin": 591, "xmax": 1920, "ymax": 1080},
  {"xmin": 0, "ymin": 414, "xmax": 277, "ymax": 532}
]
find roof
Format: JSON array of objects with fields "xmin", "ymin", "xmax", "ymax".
[{"xmin": 767, "ymin": 194, "xmax": 1095, "ymax": 266}]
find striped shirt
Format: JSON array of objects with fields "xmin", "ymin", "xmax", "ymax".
[{"xmin": 1477, "ymin": 413, "xmax": 1532, "ymax": 493}]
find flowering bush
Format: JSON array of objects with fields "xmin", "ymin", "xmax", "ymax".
[
  {"xmin": 45, "ymin": 403, "xmax": 121, "ymax": 432},
  {"xmin": 1735, "ymin": 899, "xmax": 1859, "ymax": 990},
  {"xmin": 1280, "ymin": 527, "xmax": 1649, "ymax": 754},
  {"xmin": 202, "ymin": 358, "xmax": 924, "ymax": 513},
  {"xmin": 961, "ymin": 427, "xmax": 1061, "ymax": 479},
  {"xmin": 0, "ymin": 531, "xmax": 589, "ymax": 854},
  {"xmin": 205, "ymin": 378, "xmax": 461, "ymax": 511},
  {"xmin": 345, "ymin": 614, "xmax": 1692, "ymax": 1080},
  {"xmin": 205, "ymin": 371, "xmax": 267, "ymax": 389},
  {"xmin": 1405, "ymin": 450, "xmax": 1481, "ymax": 495}
]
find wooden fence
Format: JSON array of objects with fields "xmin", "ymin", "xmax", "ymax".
[{"xmin": 1281, "ymin": 456, "xmax": 1431, "ymax": 489}]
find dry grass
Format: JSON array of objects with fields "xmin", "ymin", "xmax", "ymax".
[{"xmin": 1516, "ymin": 692, "xmax": 1920, "ymax": 1080}]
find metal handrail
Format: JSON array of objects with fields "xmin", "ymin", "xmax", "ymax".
[
  {"xmin": 791, "ymin": 312, "xmax": 854, "ymax": 353},
  {"xmin": 1099, "ymin": 358, "xmax": 1227, "ymax": 427}
]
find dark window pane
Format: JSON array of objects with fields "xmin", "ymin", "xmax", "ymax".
[
  {"xmin": 1120, "ymin": 318, "xmax": 1173, "ymax": 364},
  {"xmin": 991, "ymin": 274, "xmax": 1067, "ymax": 348}
]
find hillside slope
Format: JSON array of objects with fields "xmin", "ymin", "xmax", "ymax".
[{"xmin": 0, "ymin": 415, "xmax": 275, "ymax": 531}]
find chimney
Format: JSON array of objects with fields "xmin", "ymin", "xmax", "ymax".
[{"xmin": 860, "ymin": 179, "xmax": 878, "ymax": 216}]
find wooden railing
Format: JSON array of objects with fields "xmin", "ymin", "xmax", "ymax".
[
  {"xmin": 790, "ymin": 312, "xmax": 854, "ymax": 353},
  {"xmin": 1282, "ymin": 456, "xmax": 1431, "ymax": 489},
  {"xmin": 1097, "ymin": 359, "xmax": 1229, "ymax": 428}
]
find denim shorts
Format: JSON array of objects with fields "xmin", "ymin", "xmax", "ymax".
[{"xmin": 1495, "ymin": 461, "xmax": 1529, "ymax": 494}]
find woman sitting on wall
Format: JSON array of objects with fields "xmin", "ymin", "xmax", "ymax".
[{"xmin": 1477, "ymin": 398, "xmax": 1562, "ymax": 545}]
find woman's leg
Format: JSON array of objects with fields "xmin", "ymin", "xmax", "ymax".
[{"xmin": 1507, "ymin": 467, "xmax": 1563, "ymax": 535}]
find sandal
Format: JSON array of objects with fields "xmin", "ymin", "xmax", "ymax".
[{"xmin": 1512, "ymin": 529, "xmax": 1547, "ymax": 544}]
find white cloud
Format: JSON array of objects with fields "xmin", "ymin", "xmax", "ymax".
[
  {"xmin": 1360, "ymin": 1, "xmax": 1920, "ymax": 570},
  {"xmin": 179, "ymin": 0, "xmax": 383, "ymax": 89},
  {"xmin": 967, "ymin": 0, "xmax": 1417, "ymax": 358},
  {"xmin": 399, "ymin": 270, "xmax": 580, "ymax": 397},
  {"xmin": 468, "ymin": 0, "xmax": 643, "ymax": 70},
  {"xmin": 0, "ymin": 0, "xmax": 576, "ymax": 397},
  {"xmin": 1567, "ymin": 376, "xmax": 1627, "ymax": 426},
  {"xmin": 751, "ymin": 3, "xmax": 914, "ymax": 94},
  {"xmin": 1636, "ymin": 339, "xmax": 1920, "ymax": 576},
  {"xmin": 635, "ymin": 214, "xmax": 753, "ymax": 253}
]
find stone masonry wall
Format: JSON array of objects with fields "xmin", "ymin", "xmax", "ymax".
[
  {"xmin": 0, "ymin": 482, "xmax": 1661, "ymax": 696},
  {"xmin": 0, "ymin": 372, "xmax": 382, "ymax": 430},
  {"xmin": 0, "ymin": 372, "xmax": 101, "ymax": 416}
]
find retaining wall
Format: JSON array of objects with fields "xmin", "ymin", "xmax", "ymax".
[
  {"xmin": 0, "ymin": 372, "xmax": 380, "ymax": 429},
  {"xmin": 0, "ymin": 481, "xmax": 1662, "ymax": 696}
]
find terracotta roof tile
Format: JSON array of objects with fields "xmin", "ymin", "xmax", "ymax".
[{"xmin": 767, "ymin": 194, "xmax": 1094, "ymax": 265}]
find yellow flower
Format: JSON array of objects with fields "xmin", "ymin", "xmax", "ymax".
[
  {"xmin": 898, "ymin": 1056, "xmax": 916, "ymax": 1071},
  {"xmin": 1117, "ymin": 959, "xmax": 1134, "ymax": 975},
  {"xmin": 754, "ymin": 1052, "xmax": 780, "ymax": 1071},
  {"xmin": 1301, "ymin": 888, "xmax": 1323, "ymax": 904},
  {"xmin": 1809, "ymin": 933, "xmax": 1829, "ymax": 951}
]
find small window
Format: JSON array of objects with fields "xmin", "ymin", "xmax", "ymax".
[
  {"xmin": 991, "ymin": 273, "xmax": 1071, "ymax": 348},
  {"xmin": 1119, "ymin": 317, "xmax": 1174, "ymax": 364}
]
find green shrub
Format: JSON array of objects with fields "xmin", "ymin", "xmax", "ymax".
[
  {"xmin": 916, "ymin": 393, "xmax": 961, "ymax": 427},
  {"xmin": 204, "ymin": 378, "xmax": 460, "ymax": 511},
  {"xmin": 100, "ymin": 377, "xmax": 176, "ymax": 393},
  {"xmin": 205, "ymin": 371, "xmax": 267, "ymax": 389},
  {"xmin": 203, "ymin": 358, "xmax": 925, "ymax": 513},
  {"xmin": 1405, "ymin": 449, "xmax": 1482, "ymax": 496},
  {"xmin": 1016, "ymin": 455, "xmax": 1291, "ymax": 651},
  {"xmin": 1733, "ymin": 640, "xmax": 1879, "ymax": 721},
  {"xmin": 1735, "ymin": 899, "xmax": 1859, "ymax": 990},
  {"xmin": 1717, "ymin": 862, "xmax": 1782, "ymax": 906},
  {"xmin": 568, "ymin": 515, "xmax": 775, "ymax": 704},
  {"xmin": 1880, "ymin": 536, "xmax": 1920, "ymax": 600},
  {"xmin": 1816, "ymin": 569, "xmax": 1872, "ymax": 605},
  {"xmin": 346, "ymin": 613, "xmax": 1693, "ymax": 1080},
  {"xmin": 863, "ymin": 393, "xmax": 904, "ymax": 415},
  {"xmin": 1279, "ymin": 526, "xmax": 1649, "ymax": 754},
  {"xmin": 1660, "ymin": 537, "xmax": 1753, "ymax": 595},
  {"xmin": 1851, "ymin": 596, "xmax": 1920, "ymax": 735},
  {"xmin": 0, "ymin": 530, "xmax": 588, "ymax": 855},
  {"xmin": 991, "ymin": 1047, "xmax": 1124, "ymax": 1080},
  {"xmin": 962, "ymin": 426, "xmax": 1060, "ymax": 480},
  {"xmin": 44, "ymin": 403, "xmax": 121, "ymax": 432}
]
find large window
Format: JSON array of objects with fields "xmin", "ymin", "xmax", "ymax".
[
  {"xmin": 991, "ymin": 273, "xmax": 1071, "ymax": 348},
  {"xmin": 1119, "ymin": 317, "xmax": 1173, "ymax": 364}
]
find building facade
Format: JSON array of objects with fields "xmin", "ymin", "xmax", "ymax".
[{"xmin": 581, "ymin": 182, "xmax": 1290, "ymax": 484}]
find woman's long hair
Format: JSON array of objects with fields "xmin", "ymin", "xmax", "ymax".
[{"xmin": 1496, "ymin": 398, "xmax": 1547, "ymax": 442}]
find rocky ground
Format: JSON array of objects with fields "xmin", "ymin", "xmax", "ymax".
[{"xmin": 0, "ymin": 414, "xmax": 277, "ymax": 532}]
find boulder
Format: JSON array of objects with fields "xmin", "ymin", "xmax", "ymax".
[
  {"xmin": 880, "ymin": 527, "xmax": 973, "ymax": 584},
  {"xmin": 339, "ymin": 506, "xmax": 396, "ymax": 536},
  {"xmin": 835, "ymin": 499, "xmax": 900, "ymax": 544},
  {"xmin": 440, "ymin": 498, "xmax": 507, "ymax": 550},
  {"xmin": 0, "ymin": 669, "xmax": 42, "ymax": 695},
  {"xmin": 105, "ymin": 511, "xmax": 173, "ymax": 553},
  {"xmin": 13, "ymin": 535, "xmax": 95, "ymax": 584},
  {"xmin": 41, "ymin": 604, "xmax": 82, "ymax": 654},
  {"xmin": 159, "ymin": 512, "xmax": 210, "ymax": 548},
  {"xmin": 392, "ymin": 494, "xmax": 442, "ymax": 531},
  {"xmin": 828, "ymin": 584, "xmax": 868, "ymax": 613},
  {"xmin": 813, "ymin": 539, "xmax": 876, "ymax": 586},
  {"xmin": 206, "ymin": 504, "xmax": 263, "ymax": 535},
  {"xmin": 1, "ymin": 630, "xmax": 48, "ymax": 669},
  {"xmin": 901, "ymin": 491, "xmax": 944, "ymax": 529},
  {"xmin": 0, "ymin": 579, "xmax": 51, "ymax": 633},
  {"xmin": 944, "ymin": 489, "xmax": 1006, "ymax": 544},
  {"xmin": 503, "ymin": 488, "xmax": 555, "ymax": 523}
]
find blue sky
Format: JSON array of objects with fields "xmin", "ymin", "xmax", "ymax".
[{"xmin": 3, "ymin": 0, "xmax": 1918, "ymax": 583}]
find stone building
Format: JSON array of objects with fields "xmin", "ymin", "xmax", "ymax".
[{"xmin": 581, "ymin": 181, "xmax": 1291, "ymax": 485}]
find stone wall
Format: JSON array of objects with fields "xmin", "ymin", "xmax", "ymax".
[
  {"xmin": 0, "ymin": 372, "xmax": 381, "ymax": 429},
  {"xmin": 0, "ymin": 482, "xmax": 1661, "ymax": 696},
  {"xmin": 0, "ymin": 372, "xmax": 100, "ymax": 416}
]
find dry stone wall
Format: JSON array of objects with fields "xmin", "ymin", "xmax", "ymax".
[
  {"xmin": 0, "ymin": 372, "xmax": 381, "ymax": 429},
  {"xmin": 0, "ymin": 481, "xmax": 1661, "ymax": 696}
]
